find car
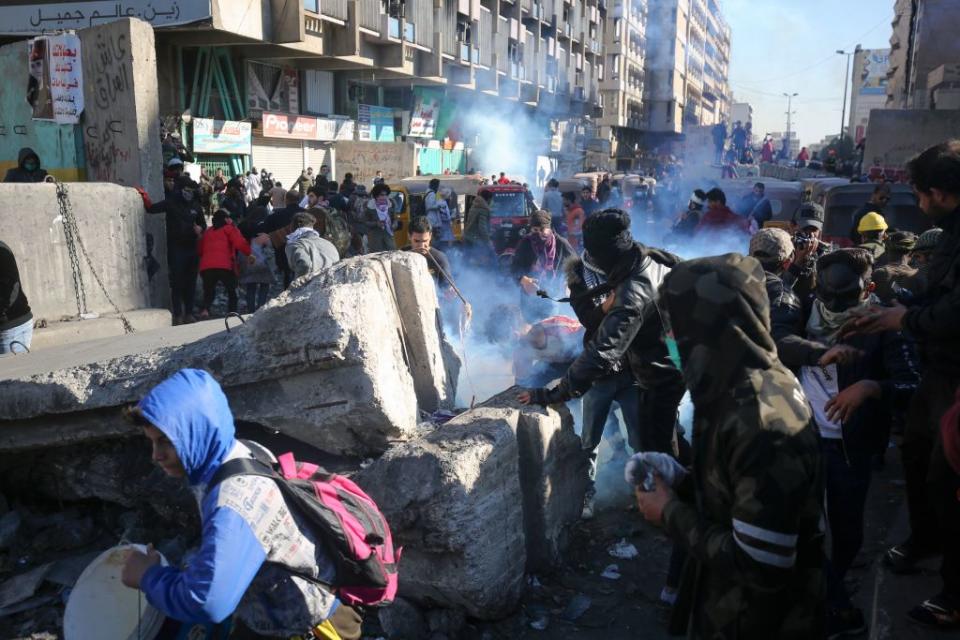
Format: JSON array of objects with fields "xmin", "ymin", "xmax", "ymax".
[
  {"xmin": 711, "ymin": 178, "xmax": 803, "ymax": 226},
  {"xmin": 821, "ymin": 183, "xmax": 931, "ymax": 247}
]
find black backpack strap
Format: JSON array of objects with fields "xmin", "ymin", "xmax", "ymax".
[{"xmin": 208, "ymin": 457, "xmax": 276, "ymax": 489}]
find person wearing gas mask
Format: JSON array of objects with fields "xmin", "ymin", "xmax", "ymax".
[
  {"xmin": 146, "ymin": 177, "xmax": 207, "ymax": 324},
  {"xmin": 777, "ymin": 248, "xmax": 919, "ymax": 638},
  {"xmin": 518, "ymin": 209, "xmax": 685, "ymax": 458},
  {"xmin": 4, "ymin": 147, "xmax": 48, "ymax": 183},
  {"xmin": 635, "ymin": 253, "xmax": 825, "ymax": 640}
]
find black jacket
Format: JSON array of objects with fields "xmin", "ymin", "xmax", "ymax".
[
  {"xmin": 147, "ymin": 196, "xmax": 206, "ymax": 253},
  {"xmin": 563, "ymin": 243, "xmax": 682, "ymax": 395},
  {"xmin": 903, "ymin": 205, "xmax": 960, "ymax": 379},
  {"xmin": 0, "ymin": 241, "xmax": 31, "ymax": 331},
  {"xmin": 3, "ymin": 147, "xmax": 47, "ymax": 183},
  {"xmin": 766, "ymin": 271, "xmax": 804, "ymax": 346},
  {"xmin": 778, "ymin": 307, "xmax": 920, "ymax": 454}
]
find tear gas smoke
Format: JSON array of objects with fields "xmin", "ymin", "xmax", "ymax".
[{"xmin": 453, "ymin": 97, "xmax": 554, "ymax": 197}]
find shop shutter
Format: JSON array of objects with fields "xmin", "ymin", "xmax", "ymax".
[{"xmin": 251, "ymin": 136, "xmax": 304, "ymax": 191}]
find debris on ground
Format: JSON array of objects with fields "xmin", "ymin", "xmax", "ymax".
[
  {"xmin": 560, "ymin": 593, "xmax": 592, "ymax": 622},
  {"xmin": 607, "ymin": 538, "xmax": 639, "ymax": 559},
  {"xmin": 600, "ymin": 564, "xmax": 621, "ymax": 580}
]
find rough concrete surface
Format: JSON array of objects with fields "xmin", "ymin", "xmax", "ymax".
[
  {"xmin": 477, "ymin": 388, "xmax": 590, "ymax": 572},
  {"xmin": 0, "ymin": 254, "xmax": 459, "ymax": 456},
  {"xmin": 355, "ymin": 412, "xmax": 527, "ymax": 619},
  {"xmin": 0, "ymin": 182, "xmax": 166, "ymax": 322},
  {"xmin": 29, "ymin": 308, "xmax": 172, "ymax": 351}
]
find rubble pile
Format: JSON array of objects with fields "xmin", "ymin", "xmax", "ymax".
[{"xmin": 0, "ymin": 252, "xmax": 588, "ymax": 639}]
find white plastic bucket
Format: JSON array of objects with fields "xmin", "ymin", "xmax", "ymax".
[{"xmin": 63, "ymin": 544, "xmax": 167, "ymax": 640}]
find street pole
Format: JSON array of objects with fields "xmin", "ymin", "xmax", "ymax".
[
  {"xmin": 783, "ymin": 91, "xmax": 798, "ymax": 157},
  {"xmin": 837, "ymin": 46, "xmax": 860, "ymax": 143}
]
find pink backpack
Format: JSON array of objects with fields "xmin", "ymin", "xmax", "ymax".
[{"xmin": 210, "ymin": 443, "xmax": 400, "ymax": 607}]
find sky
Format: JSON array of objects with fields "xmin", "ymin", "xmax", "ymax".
[{"xmin": 723, "ymin": 0, "xmax": 895, "ymax": 147}]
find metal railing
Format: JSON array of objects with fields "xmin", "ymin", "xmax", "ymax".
[
  {"xmin": 320, "ymin": 0, "xmax": 348, "ymax": 20},
  {"xmin": 359, "ymin": 0, "xmax": 380, "ymax": 30}
]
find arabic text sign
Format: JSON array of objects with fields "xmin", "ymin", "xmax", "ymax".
[
  {"xmin": 0, "ymin": 1, "xmax": 212, "ymax": 35},
  {"xmin": 316, "ymin": 117, "xmax": 355, "ymax": 142},
  {"xmin": 193, "ymin": 118, "xmax": 252, "ymax": 155},
  {"xmin": 28, "ymin": 34, "xmax": 84, "ymax": 124},
  {"xmin": 49, "ymin": 34, "xmax": 83, "ymax": 124},
  {"xmin": 358, "ymin": 104, "xmax": 395, "ymax": 142}
]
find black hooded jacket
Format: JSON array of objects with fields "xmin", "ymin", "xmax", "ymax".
[
  {"xmin": 4, "ymin": 147, "xmax": 48, "ymax": 183},
  {"xmin": 903, "ymin": 205, "xmax": 960, "ymax": 379},
  {"xmin": 0, "ymin": 241, "xmax": 31, "ymax": 331},
  {"xmin": 147, "ymin": 192, "xmax": 206, "ymax": 253},
  {"xmin": 563, "ymin": 242, "xmax": 682, "ymax": 395}
]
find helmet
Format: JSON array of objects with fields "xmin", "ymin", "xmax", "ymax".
[
  {"xmin": 857, "ymin": 211, "xmax": 888, "ymax": 233},
  {"xmin": 915, "ymin": 227, "xmax": 943, "ymax": 252}
]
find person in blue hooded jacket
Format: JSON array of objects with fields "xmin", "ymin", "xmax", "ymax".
[{"xmin": 120, "ymin": 369, "xmax": 362, "ymax": 639}]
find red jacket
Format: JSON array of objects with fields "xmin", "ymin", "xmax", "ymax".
[
  {"xmin": 694, "ymin": 205, "xmax": 751, "ymax": 235},
  {"xmin": 198, "ymin": 223, "xmax": 251, "ymax": 272}
]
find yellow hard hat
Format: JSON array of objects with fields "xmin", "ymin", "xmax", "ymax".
[{"xmin": 857, "ymin": 211, "xmax": 888, "ymax": 233}]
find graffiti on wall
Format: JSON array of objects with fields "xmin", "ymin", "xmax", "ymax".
[{"xmin": 82, "ymin": 29, "xmax": 135, "ymax": 183}]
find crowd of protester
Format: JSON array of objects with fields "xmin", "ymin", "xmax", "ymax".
[{"xmin": 3, "ymin": 137, "xmax": 960, "ymax": 640}]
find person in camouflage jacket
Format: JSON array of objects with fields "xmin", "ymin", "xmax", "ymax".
[{"xmin": 636, "ymin": 253, "xmax": 825, "ymax": 639}]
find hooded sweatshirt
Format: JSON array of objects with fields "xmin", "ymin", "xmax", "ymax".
[
  {"xmin": 138, "ymin": 370, "xmax": 339, "ymax": 636},
  {"xmin": 659, "ymin": 254, "xmax": 824, "ymax": 640},
  {"xmin": 4, "ymin": 147, "xmax": 48, "ymax": 183}
]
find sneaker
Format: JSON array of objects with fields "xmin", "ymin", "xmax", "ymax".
[
  {"xmin": 907, "ymin": 593, "xmax": 960, "ymax": 629},
  {"xmin": 884, "ymin": 540, "xmax": 937, "ymax": 574},
  {"xmin": 826, "ymin": 607, "xmax": 867, "ymax": 639}
]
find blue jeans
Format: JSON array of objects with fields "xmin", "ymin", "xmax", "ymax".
[
  {"xmin": 580, "ymin": 371, "xmax": 641, "ymax": 483},
  {"xmin": 822, "ymin": 438, "xmax": 872, "ymax": 610},
  {"xmin": 0, "ymin": 317, "xmax": 33, "ymax": 355}
]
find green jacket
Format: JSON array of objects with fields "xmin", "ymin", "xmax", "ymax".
[
  {"xmin": 660, "ymin": 254, "xmax": 825, "ymax": 640},
  {"xmin": 463, "ymin": 196, "xmax": 491, "ymax": 244}
]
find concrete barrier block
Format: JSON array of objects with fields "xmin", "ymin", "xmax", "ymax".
[{"xmin": 355, "ymin": 411, "xmax": 527, "ymax": 619}]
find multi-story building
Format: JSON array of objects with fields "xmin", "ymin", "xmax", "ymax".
[
  {"xmin": 886, "ymin": 0, "xmax": 960, "ymax": 109},
  {"xmin": 729, "ymin": 102, "xmax": 753, "ymax": 126},
  {"xmin": 0, "ymin": 0, "xmax": 605, "ymax": 183},
  {"xmin": 848, "ymin": 48, "xmax": 890, "ymax": 143},
  {"xmin": 598, "ymin": 0, "xmax": 649, "ymax": 169},
  {"xmin": 641, "ymin": 0, "xmax": 730, "ymax": 141},
  {"xmin": 693, "ymin": 0, "xmax": 731, "ymax": 126}
]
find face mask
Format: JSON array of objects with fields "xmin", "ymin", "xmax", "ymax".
[
  {"xmin": 23, "ymin": 161, "xmax": 38, "ymax": 172},
  {"xmin": 665, "ymin": 333, "xmax": 682, "ymax": 370}
]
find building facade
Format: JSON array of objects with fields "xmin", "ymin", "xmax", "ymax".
[
  {"xmin": 886, "ymin": 0, "xmax": 960, "ymax": 110},
  {"xmin": 0, "ymin": 0, "xmax": 606, "ymax": 183},
  {"xmin": 640, "ymin": 0, "xmax": 730, "ymax": 142},
  {"xmin": 598, "ymin": 0, "xmax": 649, "ymax": 168}
]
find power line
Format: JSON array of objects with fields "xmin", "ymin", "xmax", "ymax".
[{"xmin": 730, "ymin": 15, "xmax": 891, "ymax": 85}]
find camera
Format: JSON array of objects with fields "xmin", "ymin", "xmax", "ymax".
[{"xmin": 793, "ymin": 232, "xmax": 814, "ymax": 251}]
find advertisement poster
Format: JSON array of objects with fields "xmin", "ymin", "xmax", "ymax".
[
  {"xmin": 193, "ymin": 118, "xmax": 252, "ymax": 154},
  {"xmin": 358, "ymin": 104, "xmax": 395, "ymax": 142},
  {"xmin": 859, "ymin": 50, "xmax": 890, "ymax": 96},
  {"xmin": 409, "ymin": 88, "xmax": 441, "ymax": 138},
  {"xmin": 27, "ymin": 34, "xmax": 84, "ymax": 124},
  {"xmin": 247, "ymin": 62, "xmax": 299, "ymax": 115}
]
